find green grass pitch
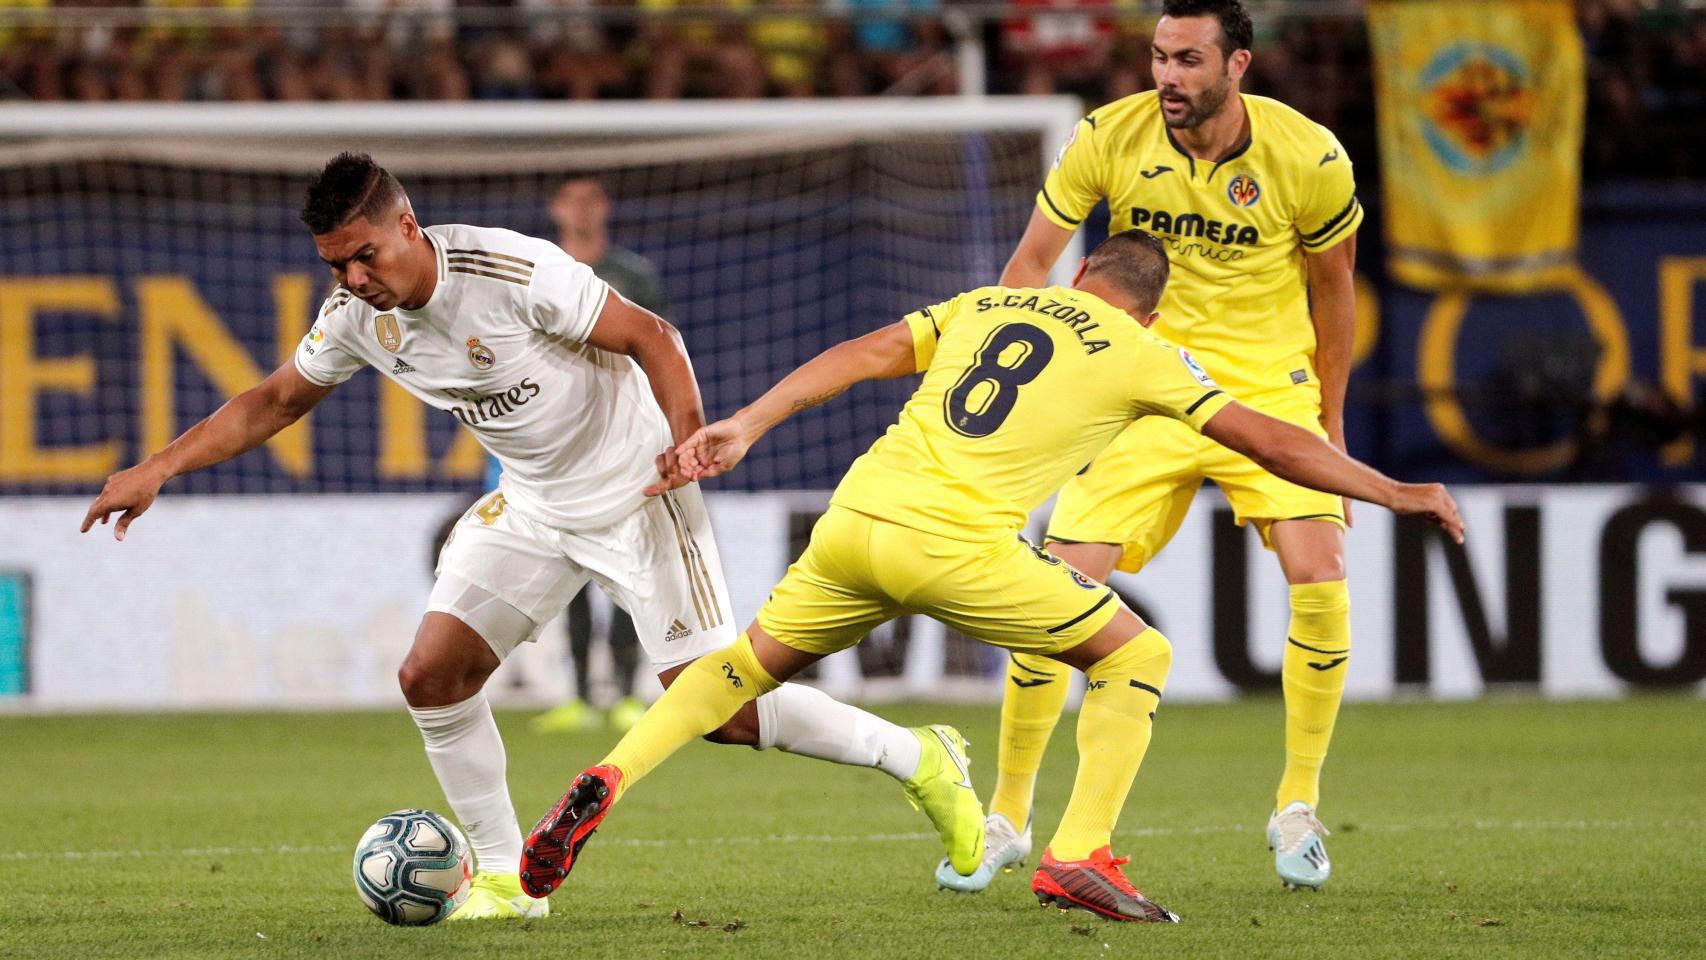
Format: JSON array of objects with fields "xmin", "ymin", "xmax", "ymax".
[{"xmin": 4, "ymin": 696, "xmax": 1703, "ymax": 959}]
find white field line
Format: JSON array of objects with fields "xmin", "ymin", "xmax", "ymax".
[{"xmin": 3, "ymin": 818, "xmax": 1699, "ymax": 863}]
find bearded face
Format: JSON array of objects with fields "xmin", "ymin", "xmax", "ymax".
[{"xmin": 1151, "ymin": 15, "xmax": 1249, "ymax": 130}]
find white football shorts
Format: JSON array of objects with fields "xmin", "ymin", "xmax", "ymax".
[{"xmin": 428, "ymin": 483, "xmax": 737, "ymax": 671}]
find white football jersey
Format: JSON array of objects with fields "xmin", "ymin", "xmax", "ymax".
[{"xmin": 294, "ymin": 223, "xmax": 673, "ymax": 530}]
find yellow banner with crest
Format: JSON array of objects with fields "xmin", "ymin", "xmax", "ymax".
[{"xmin": 1367, "ymin": 0, "xmax": 1585, "ymax": 292}]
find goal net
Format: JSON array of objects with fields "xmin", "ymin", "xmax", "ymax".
[
  {"xmin": 0, "ymin": 101, "xmax": 1079, "ymax": 496},
  {"xmin": 0, "ymin": 99, "xmax": 1082, "ymax": 703}
]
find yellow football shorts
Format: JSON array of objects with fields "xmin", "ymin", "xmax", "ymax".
[
  {"xmin": 756, "ymin": 505, "xmax": 1122, "ymax": 657},
  {"xmin": 1048, "ymin": 389, "xmax": 1345, "ymax": 573}
]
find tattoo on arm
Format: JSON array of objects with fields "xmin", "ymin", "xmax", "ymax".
[{"xmin": 790, "ymin": 387, "xmax": 848, "ymax": 412}]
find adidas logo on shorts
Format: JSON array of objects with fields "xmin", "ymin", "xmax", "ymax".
[
  {"xmin": 392, "ymin": 358, "xmax": 418, "ymax": 375},
  {"xmin": 664, "ymin": 619, "xmax": 691, "ymax": 643}
]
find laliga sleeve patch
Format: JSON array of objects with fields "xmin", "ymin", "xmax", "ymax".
[
  {"xmin": 1178, "ymin": 348, "xmax": 1217, "ymax": 386},
  {"xmin": 1052, "ymin": 124, "xmax": 1079, "ymax": 169}
]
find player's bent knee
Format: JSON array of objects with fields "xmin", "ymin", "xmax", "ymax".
[
  {"xmin": 397, "ymin": 657, "xmax": 446, "ymax": 707},
  {"xmin": 1100, "ymin": 626, "xmax": 1171, "ymax": 671},
  {"xmin": 1133, "ymin": 626, "xmax": 1173, "ymax": 670},
  {"xmin": 397, "ymin": 649, "xmax": 494, "ymax": 707},
  {"xmin": 1098, "ymin": 625, "xmax": 1169, "ymax": 671},
  {"xmin": 1290, "ymin": 557, "xmax": 1347, "ymax": 584}
]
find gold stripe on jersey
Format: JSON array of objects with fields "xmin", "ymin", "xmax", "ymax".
[
  {"xmin": 447, "ymin": 254, "xmax": 534, "ymax": 278},
  {"xmin": 321, "ymin": 291, "xmax": 353, "ymax": 315},
  {"xmin": 448, "ymin": 266, "xmax": 532, "ymax": 286},
  {"xmin": 447, "ymin": 248, "xmax": 536, "ymax": 269},
  {"xmin": 1038, "ymin": 92, "xmax": 1365, "ymax": 398}
]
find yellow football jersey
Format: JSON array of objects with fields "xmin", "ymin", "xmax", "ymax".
[
  {"xmin": 829, "ymin": 286, "xmax": 1234, "ymax": 541},
  {"xmin": 1039, "ymin": 92, "xmax": 1363, "ymax": 401}
]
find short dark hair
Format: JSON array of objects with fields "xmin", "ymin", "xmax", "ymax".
[
  {"xmin": 1160, "ymin": 0, "xmax": 1254, "ymax": 56},
  {"xmin": 1083, "ymin": 230, "xmax": 1170, "ymax": 313},
  {"xmin": 300, "ymin": 152, "xmax": 407, "ymax": 235}
]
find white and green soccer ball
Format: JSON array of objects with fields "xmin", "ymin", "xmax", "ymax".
[{"xmin": 352, "ymin": 809, "xmax": 473, "ymax": 925}]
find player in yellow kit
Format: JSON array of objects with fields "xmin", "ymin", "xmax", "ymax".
[
  {"xmin": 977, "ymin": 0, "xmax": 1365, "ymax": 893},
  {"xmin": 513, "ymin": 231, "xmax": 1463, "ymax": 922}
]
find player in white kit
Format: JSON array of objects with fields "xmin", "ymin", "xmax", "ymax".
[{"xmin": 80, "ymin": 154, "xmax": 984, "ymax": 920}]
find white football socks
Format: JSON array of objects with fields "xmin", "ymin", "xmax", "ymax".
[
  {"xmin": 407, "ymin": 692, "xmax": 523, "ymax": 876},
  {"xmin": 754, "ymin": 682, "xmax": 922, "ymax": 781}
]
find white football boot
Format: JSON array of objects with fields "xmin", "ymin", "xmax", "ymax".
[
  {"xmin": 1267, "ymin": 801, "xmax": 1332, "ymax": 890},
  {"xmin": 935, "ymin": 812, "xmax": 1032, "ymax": 893}
]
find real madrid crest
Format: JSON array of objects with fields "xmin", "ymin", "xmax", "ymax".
[
  {"xmin": 373, "ymin": 313, "xmax": 402, "ymax": 353},
  {"xmin": 466, "ymin": 337, "xmax": 495, "ymax": 370}
]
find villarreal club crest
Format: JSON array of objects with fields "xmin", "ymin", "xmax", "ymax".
[{"xmin": 1227, "ymin": 174, "xmax": 1261, "ymax": 209}]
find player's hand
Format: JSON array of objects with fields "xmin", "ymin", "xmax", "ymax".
[
  {"xmin": 1389, "ymin": 482, "xmax": 1465, "ymax": 544},
  {"xmin": 643, "ymin": 445, "xmax": 694, "ymax": 497},
  {"xmin": 674, "ymin": 417, "xmax": 754, "ymax": 483},
  {"xmin": 80, "ymin": 461, "xmax": 170, "ymax": 540}
]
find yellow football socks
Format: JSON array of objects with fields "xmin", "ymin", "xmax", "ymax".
[
  {"xmin": 1049, "ymin": 628, "xmax": 1172, "ymax": 861},
  {"xmin": 989, "ymin": 652, "xmax": 1070, "ymax": 827},
  {"xmin": 602, "ymin": 632, "xmax": 778, "ymax": 797},
  {"xmin": 1277, "ymin": 580, "xmax": 1352, "ymax": 810}
]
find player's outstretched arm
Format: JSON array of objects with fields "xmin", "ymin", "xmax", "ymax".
[
  {"xmin": 1001, "ymin": 209, "xmax": 1076, "ymax": 288},
  {"xmin": 584, "ymin": 292, "xmax": 706, "ymax": 495},
  {"xmin": 1306, "ymin": 232, "xmax": 1359, "ymax": 526},
  {"xmin": 674, "ymin": 320, "xmax": 917, "ymax": 484},
  {"xmin": 80, "ymin": 363, "xmax": 334, "ymax": 540},
  {"xmin": 1200, "ymin": 402, "xmax": 1465, "ymax": 543},
  {"xmin": 586, "ymin": 291, "xmax": 704, "ymax": 443}
]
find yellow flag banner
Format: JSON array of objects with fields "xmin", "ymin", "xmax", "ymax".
[{"xmin": 1367, "ymin": 0, "xmax": 1585, "ymax": 293}]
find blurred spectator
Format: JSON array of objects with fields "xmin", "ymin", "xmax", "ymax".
[
  {"xmin": 1580, "ymin": 0, "xmax": 1646, "ymax": 180},
  {"xmin": 635, "ymin": 0, "xmax": 767, "ymax": 98},
  {"xmin": 827, "ymin": 0, "xmax": 953, "ymax": 96},
  {"xmin": 1643, "ymin": 8, "xmax": 1705, "ymax": 179},
  {"xmin": 525, "ymin": 0, "xmax": 631, "ymax": 99},
  {"xmin": 998, "ymin": 0, "xmax": 1122, "ymax": 102},
  {"xmin": 65, "ymin": 7, "xmax": 150, "ymax": 101},
  {"xmin": 0, "ymin": 0, "xmax": 1701, "ymax": 182},
  {"xmin": 749, "ymin": 0, "xmax": 830, "ymax": 97},
  {"xmin": 346, "ymin": 0, "xmax": 465, "ymax": 99},
  {"xmin": 1, "ymin": 0, "xmax": 53, "ymax": 98},
  {"xmin": 135, "ymin": 0, "xmax": 256, "ymax": 101},
  {"xmin": 471, "ymin": 29, "xmax": 538, "ymax": 99}
]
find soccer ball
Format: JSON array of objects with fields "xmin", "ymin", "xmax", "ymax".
[{"xmin": 352, "ymin": 809, "xmax": 473, "ymax": 925}]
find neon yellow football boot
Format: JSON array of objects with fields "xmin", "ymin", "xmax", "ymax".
[
  {"xmin": 607, "ymin": 696, "xmax": 647, "ymax": 733},
  {"xmin": 904, "ymin": 725, "xmax": 986, "ymax": 877},
  {"xmin": 447, "ymin": 870, "xmax": 550, "ymax": 921},
  {"xmin": 529, "ymin": 699, "xmax": 601, "ymax": 735}
]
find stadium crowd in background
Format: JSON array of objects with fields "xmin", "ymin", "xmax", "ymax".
[{"xmin": 2, "ymin": 0, "xmax": 1703, "ymax": 178}]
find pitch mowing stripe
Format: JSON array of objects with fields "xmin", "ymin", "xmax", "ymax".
[{"xmin": 7, "ymin": 818, "xmax": 1700, "ymax": 862}]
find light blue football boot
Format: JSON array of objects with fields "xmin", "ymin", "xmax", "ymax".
[
  {"xmin": 934, "ymin": 812, "xmax": 1031, "ymax": 893},
  {"xmin": 1267, "ymin": 801, "xmax": 1332, "ymax": 890}
]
